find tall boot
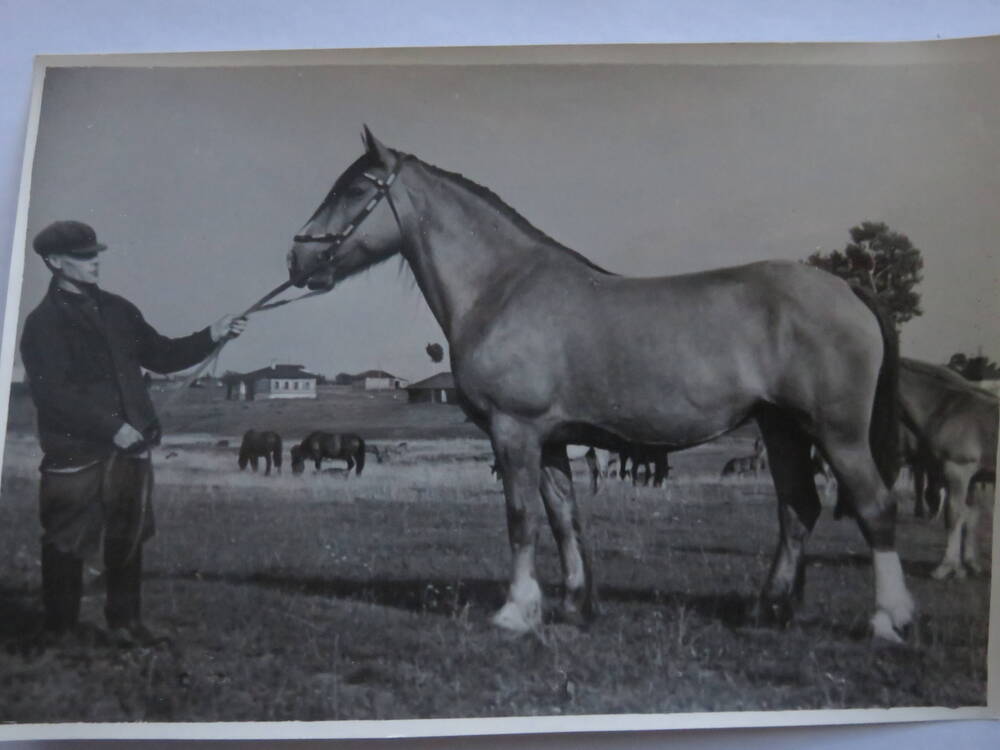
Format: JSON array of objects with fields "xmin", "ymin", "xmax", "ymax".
[
  {"xmin": 41, "ymin": 543, "xmax": 83, "ymax": 633},
  {"xmin": 104, "ymin": 540, "xmax": 142, "ymax": 629}
]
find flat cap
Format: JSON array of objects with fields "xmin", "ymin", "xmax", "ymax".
[{"xmin": 32, "ymin": 220, "xmax": 108, "ymax": 257}]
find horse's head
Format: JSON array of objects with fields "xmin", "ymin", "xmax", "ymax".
[{"xmin": 288, "ymin": 127, "xmax": 407, "ymax": 291}]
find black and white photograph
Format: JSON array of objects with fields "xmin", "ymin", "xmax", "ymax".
[{"xmin": 0, "ymin": 38, "xmax": 997, "ymax": 736}]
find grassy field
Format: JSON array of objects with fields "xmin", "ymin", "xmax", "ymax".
[
  {"xmin": 5, "ymin": 383, "xmax": 484, "ymax": 441},
  {"xmin": 0, "ymin": 391, "xmax": 993, "ymax": 723}
]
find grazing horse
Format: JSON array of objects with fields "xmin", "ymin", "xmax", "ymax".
[
  {"xmin": 238, "ymin": 430, "xmax": 283, "ymax": 476},
  {"xmin": 618, "ymin": 444, "xmax": 671, "ymax": 487},
  {"xmin": 720, "ymin": 438, "xmax": 767, "ymax": 479},
  {"xmin": 291, "ymin": 431, "xmax": 367, "ymax": 476},
  {"xmin": 286, "ymin": 129, "xmax": 912, "ymax": 641},
  {"xmin": 898, "ymin": 359, "xmax": 998, "ymax": 579}
]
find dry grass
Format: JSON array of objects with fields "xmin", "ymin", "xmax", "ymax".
[{"xmin": 0, "ymin": 432, "xmax": 992, "ymax": 723}]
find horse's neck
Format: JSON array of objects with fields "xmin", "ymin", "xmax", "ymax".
[
  {"xmin": 899, "ymin": 372, "xmax": 944, "ymax": 432},
  {"xmin": 396, "ymin": 163, "xmax": 568, "ymax": 339},
  {"xmin": 900, "ymin": 369, "xmax": 981, "ymax": 440}
]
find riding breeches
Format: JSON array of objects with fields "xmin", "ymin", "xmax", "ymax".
[{"xmin": 39, "ymin": 455, "xmax": 155, "ymax": 565}]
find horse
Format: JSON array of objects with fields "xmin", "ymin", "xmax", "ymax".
[
  {"xmin": 238, "ymin": 430, "xmax": 283, "ymax": 476},
  {"xmin": 618, "ymin": 444, "xmax": 671, "ymax": 487},
  {"xmin": 286, "ymin": 128, "xmax": 912, "ymax": 642},
  {"xmin": 720, "ymin": 437, "xmax": 767, "ymax": 479},
  {"xmin": 291, "ymin": 431, "xmax": 367, "ymax": 476},
  {"xmin": 495, "ymin": 445, "xmax": 612, "ymax": 494},
  {"xmin": 897, "ymin": 358, "xmax": 998, "ymax": 579}
]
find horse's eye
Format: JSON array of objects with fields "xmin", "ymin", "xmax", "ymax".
[{"xmin": 345, "ymin": 186, "xmax": 366, "ymax": 199}]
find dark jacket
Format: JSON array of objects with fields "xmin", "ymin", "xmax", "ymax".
[{"xmin": 20, "ymin": 280, "xmax": 215, "ymax": 468}]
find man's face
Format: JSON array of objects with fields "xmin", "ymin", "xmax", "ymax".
[{"xmin": 48, "ymin": 252, "xmax": 100, "ymax": 285}]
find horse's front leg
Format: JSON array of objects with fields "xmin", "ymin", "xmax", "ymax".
[
  {"xmin": 932, "ymin": 464, "xmax": 977, "ymax": 579},
  {"xmin": 754, "ymin": 411, "xmax": 821, "ymax": 626},
  {"xmin": 265, "ymin": 455, "xmax": 272, "ymax": 476},
  {"xmin": 913, "ymin": 463, "xmax": 927, "ymax": 518},
  {"xmin": 540, "ymin": 444, "xmax": 597, "ymax": 625},
  {"xmin": 584, "ymin": 449, "xmax": 600, "ymax": 494},
  {"xmin": 490, "ymin": 416, "xmax": 544, "ymax": 634}
]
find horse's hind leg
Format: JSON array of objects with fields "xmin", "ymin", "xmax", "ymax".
[
  {"xmin": 540, "ymin": 444, "xmax": 597, "ymax": 625},
  {"xmin": 820, "ymin": 432, "xmax": 914, "ymax": 642},
  {"xmin": 754, "ymin": 409, "xmax": 822, "ymax": 626},
  {"xmin": 264, "ymin": 455, "xmax": 272, "ymax": 476}
]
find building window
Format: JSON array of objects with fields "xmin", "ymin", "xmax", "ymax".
[{"xmin": 293, "ymin": 381, "xmax": 299, "ymax": 390}]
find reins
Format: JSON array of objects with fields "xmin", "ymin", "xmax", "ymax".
[{"xmin": 160, "ymin": 155, "xmax": 408, "ymax": 413}]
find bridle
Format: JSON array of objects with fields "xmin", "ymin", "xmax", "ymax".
[
  {"xmin": 159, "ymin": 156, "xmax": 409, "ymax": 409},
  {"xmin": 292, "ymin": 156, "xmax": 407, "ymax": 265}
]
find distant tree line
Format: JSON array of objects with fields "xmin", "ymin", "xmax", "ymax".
[{"xmin": 947, "ymin": 353, "xmax": 1000, "ymax": 382}]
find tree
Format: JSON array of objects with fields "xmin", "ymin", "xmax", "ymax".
[
  {"xmin": 947, "ymin": 352, "xmax": 1000, "ymax": 381},
  {"xmin": 806, "ymin": 221, "xmax": 924, "ymax": 330}
]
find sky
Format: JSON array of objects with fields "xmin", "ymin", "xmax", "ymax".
[{"xmin": 10, "ymin": 41, "xmax": 1000, "ymax": 383}]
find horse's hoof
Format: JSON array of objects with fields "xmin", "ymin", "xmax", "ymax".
[
  {"xmin": 932, "ymin": 562, "xmax": 960, "ymax": 580},
  {"xmin": 751, "ymin": 597, "xmax": 794, "ymax": 628},
  {"xmin": 555, "ymin": 606, "xmax": 588, "ymax": 629},
  {"xmin": 963, "ymin": 560, "xmax": 983, "ymax": 577},
  {"xmin": 871, "ymin": 611, "xmax": 910, "ymax": 645},
  {"xmin": 491, "ymin": 602, "xmax": 540, "ymax": 634}
]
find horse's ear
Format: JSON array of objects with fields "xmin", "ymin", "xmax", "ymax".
[{"xmin": 362, "ymin": 124, "xmax": 394, "ymax": 167}]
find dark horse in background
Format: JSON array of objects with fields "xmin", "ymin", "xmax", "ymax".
[
  {"xmin": 286, "ymin": 128, "xmax": 912, "ymax": 642},
  {"xmin": 238, "ymin": 430, "xmax": 283, "ymax": 476},
  {"xmin": 291, "ymin": 431, "xmax": 368, "ymax": 476},
  {"xmin": 619, "ymin": 444, "xmax": 671, "ymax": 487}
]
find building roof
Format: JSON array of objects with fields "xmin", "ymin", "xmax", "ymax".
[
  {"xmin": 406, "ymin": 372, "xmax": 455, "ymax": 390},
  {"xmin": 355, "ymin": 369, "xmax": 402, "ymax": 380},
  {"xmin": 241, "ymin": 364, "xmax": 320, "ymax": 380}
]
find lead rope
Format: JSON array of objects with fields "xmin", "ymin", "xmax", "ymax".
[
  {"xmin": 162, "ymin": 156, "xmax": 409, "ymax": 413},
  {"xmin": 125, "ymin": 159, "xmax": 410, "ymax": 564},
  {"xmin": 157, "ymin": 283, "xmax": 327, "ymax": 414}
]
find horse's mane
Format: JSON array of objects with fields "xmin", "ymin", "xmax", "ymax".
[
  {"xmin": 902, "ymin": 358, "xmax": 999, "ymax": 402},
  {"xmin": 416, "ymin": 156, "xmax": 617, "ymax": 277}
]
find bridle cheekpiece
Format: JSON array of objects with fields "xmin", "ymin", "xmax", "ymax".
[{"xmin": 292, "ymin": 158, "xmax": 406, "ymax": 265}]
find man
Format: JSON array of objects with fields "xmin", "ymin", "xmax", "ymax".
[{"xmin": 19, "ymin": 220, "xmax": 247, "ymax": 647}]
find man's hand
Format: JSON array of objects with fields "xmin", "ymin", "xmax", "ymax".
[
  {"xmin": 113, "ymin": 423, "xmax": 145, "ymax": 451},
  {"xmin": 210, "ymin": 315, "xmax": 248, "ymax": 343}
]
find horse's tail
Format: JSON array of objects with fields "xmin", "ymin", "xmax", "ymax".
[
  {"xmin": 851, "ymin": 285, "xmax": 900, "ymax": 489},
  {"xmin": 355, "ymin": 437, "xmax": 366, "ymax": 476}
]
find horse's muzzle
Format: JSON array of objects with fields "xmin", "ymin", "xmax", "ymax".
[{"xmin": 288, "ymin": 245, "xmax": 335, "ymax": 289}]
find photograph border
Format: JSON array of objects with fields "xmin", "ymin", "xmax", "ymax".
[{"xmin": 1, "ymin": 41, "xmax": 998, "ymax": 740}]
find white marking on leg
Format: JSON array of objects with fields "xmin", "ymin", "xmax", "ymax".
[
  {"xmin": 962, "ymin": 503, "xmax": 982, "ymax": 574},
  {"xmin": 871, "ymin": 550, "xmax": 915, "ymax": 641},
  {"xmin": 492, "ymin": 546, "xmax": 543, "ymax": 633}
]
